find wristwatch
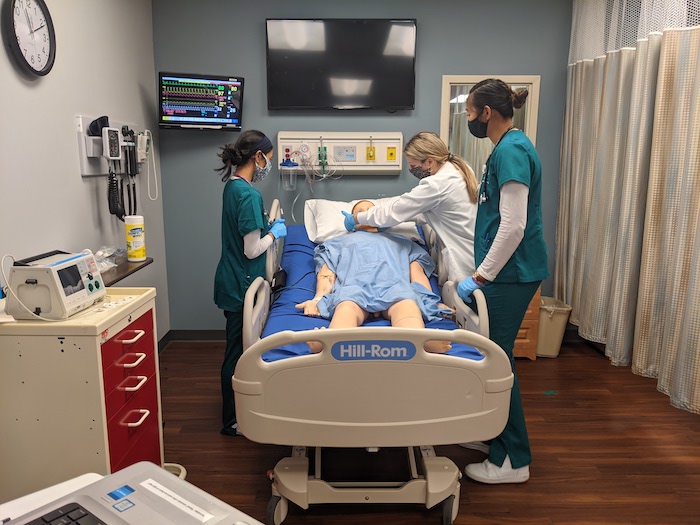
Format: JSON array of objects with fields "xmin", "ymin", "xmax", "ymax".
[{"xmin": 472, "ymin": 271, "xmax": 488, "ymax": 286}]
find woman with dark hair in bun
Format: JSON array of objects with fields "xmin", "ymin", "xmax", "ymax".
[
  {"xmin": 213, "ymin": 129, "xmax": 286, "ymax": 436},
  {"xmin": 457, "ymin": 78, "xmax": 549, "ymax": 483}
]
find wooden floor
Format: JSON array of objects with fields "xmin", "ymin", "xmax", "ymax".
[{"xmin": 159, "ymin": 339, "xmax": 700, "ymax": 525}]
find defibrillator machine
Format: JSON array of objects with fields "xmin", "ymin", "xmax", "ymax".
[{"xmin": 5, "ymin": 250, "xmax": 106, "ymax": 320}]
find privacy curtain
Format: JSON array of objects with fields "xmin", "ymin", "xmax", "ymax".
[{"xmin": 556, "ymin": 0, "xmax": 700, "ymax": 413}]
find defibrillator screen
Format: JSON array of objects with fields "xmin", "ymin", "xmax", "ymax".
[{"xmin": 57, "ymin": 265, "xmax": 84, "ymax": 296}]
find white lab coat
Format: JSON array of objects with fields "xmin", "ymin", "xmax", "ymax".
[{"xmin": 359, "ymin": 162, "xmax": 477, "ymax": 282}]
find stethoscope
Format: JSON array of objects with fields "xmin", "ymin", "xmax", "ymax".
[{"xmin": 478, "ymin": 125, "xmax": 516, "ymax": 205}]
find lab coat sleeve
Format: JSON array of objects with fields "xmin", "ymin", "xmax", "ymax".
[
  {"xmin": 357, "ymin": 180, "xmax": 442, "ymax": 227},
  {"xmin": 478, "ymin": 181, "xmax": 527, "ymax": 281}
]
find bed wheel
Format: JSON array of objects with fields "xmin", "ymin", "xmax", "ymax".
[
  {"xmin": 441, "ymin": 494, "xmax": 456, "ymax": 525},
  {"xmin": 266, "ymin": 495, "xmax": 288, "ymax": 525}
]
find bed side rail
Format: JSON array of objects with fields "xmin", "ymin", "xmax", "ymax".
[
  {"xmin": 266, "ymin": 198, "xmax": 284, "ymax": 283},
  {"xmin": 421, "ymin": 223, "xmax": 448, "ymax": 286},
  {"xmin": 234, "ymin": 327, "xmax": 512, "ymax": 448},
  {"xmin": 442, "ymin": 282, "xmax": 489, "ymax": 338},
  {"xmin": 242, "ymin": 276, "xmax": 271, "ymax": 350}
]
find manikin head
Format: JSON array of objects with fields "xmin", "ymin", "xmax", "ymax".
[{"xmin": 351, "ymin": 200, "xmax": 379, "ymax": 232}]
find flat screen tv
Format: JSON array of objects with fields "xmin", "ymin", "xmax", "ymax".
[
  {"xmin": 158, "ymin": 72, "xmax": 244, "ymax": 130},
  {"xmin": 266, "ymin": 19, "xmax": 416, "ymax": 111}
]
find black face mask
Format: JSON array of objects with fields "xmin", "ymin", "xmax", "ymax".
[
  {"xmin": 468, "ymin": 111, "xmax": 489, "ymax": 139},
  {"xmin": 409, "ymin": 165, "xmax": 431, "ymax": 180}
]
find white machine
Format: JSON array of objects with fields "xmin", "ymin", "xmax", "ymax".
[
  {"xmin": 3, "ymin": 461, "xmax": 263, "ymax": 525},
  {"xmin": 5, "ymin": 250, "xmax": 106, "ymax": 320}
]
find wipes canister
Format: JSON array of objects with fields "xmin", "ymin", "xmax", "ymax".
[{"xmin": 125, "ymin": 215, "xmax": 146, "ymax": 262}]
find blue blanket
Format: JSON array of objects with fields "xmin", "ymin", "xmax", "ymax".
[{"xmin": 314, "ymin": 231, "xmax": 450, "ymax": 321}]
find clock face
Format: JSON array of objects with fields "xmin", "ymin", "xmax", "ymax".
[{"xmin": 5, "ymin": 0, "xmax": 55, "ymax": 75}]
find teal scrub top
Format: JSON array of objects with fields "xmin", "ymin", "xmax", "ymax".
[
  {"xmin": 214, "ymin": 178, "xmax": 270, "ymax": 311},
  {"xmin": 475, "ymin": 130, "xmax": 549, "ymax": 283}
]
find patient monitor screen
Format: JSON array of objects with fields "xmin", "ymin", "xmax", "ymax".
[{"xmin": 57, "ymin": 265, "xmax": 85, "ymax": 296}]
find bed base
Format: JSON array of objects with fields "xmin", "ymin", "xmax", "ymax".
[{"xmin": 267, "ymin": 445, "xmax": 459, "ymax": 525}]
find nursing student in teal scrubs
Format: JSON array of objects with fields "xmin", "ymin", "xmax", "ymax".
[
  {"xmin": 213, "ymin": 130, "xmax": 287, "ymax": 436},
  {"xmin": 457, "ymin": 78, "xmax": 549, "ymax": 484}
]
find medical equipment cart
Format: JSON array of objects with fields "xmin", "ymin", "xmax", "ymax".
[{"xmin": 0, "ymin": 288, "xmax": 163, "ymax": 503}]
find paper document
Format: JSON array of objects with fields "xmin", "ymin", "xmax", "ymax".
[{"xmin": 0, "ymin": 298, "xmax": 16, "ymax": 324}]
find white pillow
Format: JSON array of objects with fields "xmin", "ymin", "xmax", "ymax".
[{"xmin": 304, "ymin": 198, "xmax": 424, "ymax": 244}]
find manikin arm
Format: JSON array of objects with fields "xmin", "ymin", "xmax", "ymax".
[{"xmin": 295, "ymin": 263, "xmax": 336, "ymax": 316}]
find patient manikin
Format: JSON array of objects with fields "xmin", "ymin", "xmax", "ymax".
[{"xmin": 296, "ymin": 200, "xmax": 453, "ymax": 354}]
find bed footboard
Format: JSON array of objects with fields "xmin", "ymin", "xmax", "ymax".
[{"xmin": 233, "ymin": 327, "xmax": 512, "ymax": 448}]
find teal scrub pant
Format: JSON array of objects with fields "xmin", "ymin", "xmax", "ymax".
[
  {"xmin": 222, "ymin": 310, "xmax": 243, "ymax": 431},
  {"xmin": 480, "ymin": 280, "xmax": 540, "ymax": 469}
]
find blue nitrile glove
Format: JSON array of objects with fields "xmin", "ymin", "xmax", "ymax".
[
  {"xmin": 269, "ymin": 218, "xmax": 287, "ymax": 239},
  {"xmin": 457, "ymin": 276, "xmax": 482, "ymax": 304},
  {"xmin": 342, "ymin": 211, "xmax": 357, "ymax": 232}
]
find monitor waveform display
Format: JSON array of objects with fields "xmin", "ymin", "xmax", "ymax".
[{"xmin": 159, "ymin": 73, "xmax": 244, "ymax": 130}]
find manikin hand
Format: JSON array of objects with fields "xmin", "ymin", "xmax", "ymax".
[{"xmin": 295, "ymin": 298, "xmax": 321, "ymax": 316}]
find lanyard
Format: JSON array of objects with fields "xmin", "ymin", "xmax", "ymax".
[
  {"xmin": 230, "ymin": 173, "xmax": 252, "ymax": 186},
  {"xmin": 479, "ymin": 126, "xmax": 515, "ymax": 204}
]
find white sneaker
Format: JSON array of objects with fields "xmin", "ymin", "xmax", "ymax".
[
  {"xmin": 464, "ymin": 456, "xmax": 530, "ymax": 484},
  {"xmin": 458, "ymin": 441, "xmax": 490, "ymax": 454}
]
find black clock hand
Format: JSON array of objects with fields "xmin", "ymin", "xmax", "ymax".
[
  {"xmin": 31, "ymin": 23, "xmax": 46, "ymax": 34},
  {"xmin": 23, "ymin": 7, "xmax": 35, "ymax": 41}
]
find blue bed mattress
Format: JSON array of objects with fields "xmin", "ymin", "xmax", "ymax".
[{"xmin": 260, "ymin": 224, "xmax": 484, "ymax": 362}]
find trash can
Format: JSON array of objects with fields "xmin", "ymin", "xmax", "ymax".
[{"xmin": 537, "ymin": 297, "xmax": 572, "ymax": 358}]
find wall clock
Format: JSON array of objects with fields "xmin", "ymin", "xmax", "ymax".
[{"xmin": 2, "ymin": 0, "xmax": 56, "ymax": 76}]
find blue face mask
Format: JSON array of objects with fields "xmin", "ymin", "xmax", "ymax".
[{"xmin": 253, "ymin": 154, "xmax": 271, "ymax": 183}]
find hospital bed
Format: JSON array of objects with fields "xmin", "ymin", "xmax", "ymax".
[{"xmin": 236, "ymin": 200, "xmax": 510, "ymax": 524}]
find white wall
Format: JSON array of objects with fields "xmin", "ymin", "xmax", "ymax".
[{"xmin": 0, "ymin": 0, "xmax": 170, "ymax": 338}]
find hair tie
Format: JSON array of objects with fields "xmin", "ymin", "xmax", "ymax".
[{"xmin": 447, "ymin": 153, "xmax": 454, "ymax": 162}]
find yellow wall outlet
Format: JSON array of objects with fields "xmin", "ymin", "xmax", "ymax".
[
  {"xmin": 387, "ymin": 147, "xmax": 396, "ymax": 160},
  {"xmin": 366, "ymin": 146, "xmax": 376, "ymax": 160}
]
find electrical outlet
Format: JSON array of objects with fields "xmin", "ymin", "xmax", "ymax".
[
  {"xmin": 387, "ymin": 147, "xmax": 396, "ymax": 160},
  {"xmin": 366, "ymin": 146, "xmax": 376, "ymax": 161}
]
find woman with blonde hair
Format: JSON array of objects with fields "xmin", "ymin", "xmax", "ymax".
[{"xmin": 343, "ymin": 131, "xmax": 478, "ymax": 282}]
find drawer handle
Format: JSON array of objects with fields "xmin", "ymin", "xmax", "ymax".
[
  {"xmin": 122, "ymin": 375, "xmax": 148, "ymax": 392},
  {"xmin": 121, "ymin": 330, "xmax": 145, "ymax": 345},
  {"xmin": 125, "ymin": 409, "xmax": 150, "ymax": 428},
  {"xmin": 120, "ymin": 353, "xmax": 147, "ymax": 368}
]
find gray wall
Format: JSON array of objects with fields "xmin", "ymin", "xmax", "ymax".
[
  {"xmin": 1, "ymin": 0, "xmax": 170, "ymax": 340},
  {"xmin": 153, "ymin": 0, "xmax": 572, "ymax": 330}
]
